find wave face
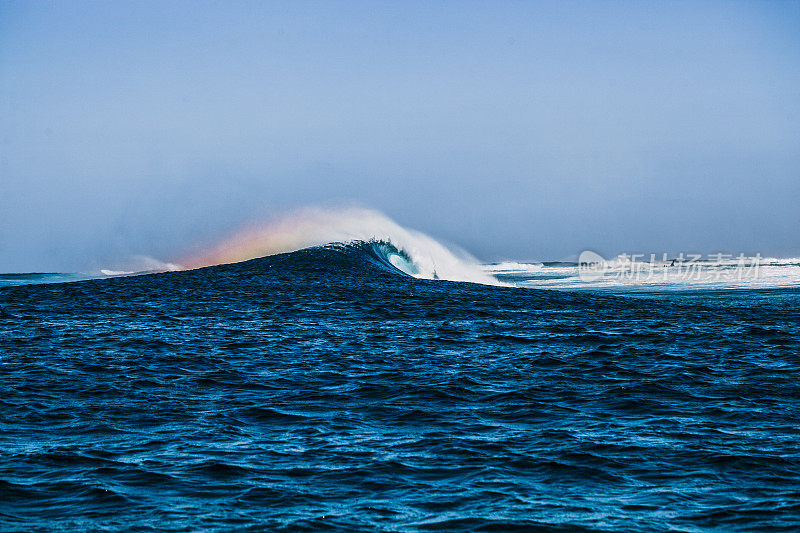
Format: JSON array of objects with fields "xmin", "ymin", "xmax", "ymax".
[{"xmin": 1, "ymin": 243, "xmax": 800, "ymax": 531}]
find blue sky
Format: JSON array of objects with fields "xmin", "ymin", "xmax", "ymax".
[{"xmin": 1, "ymin": 1, "xmax": 798, "ymax": 271}]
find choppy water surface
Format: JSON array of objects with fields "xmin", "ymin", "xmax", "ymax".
[{"xmin": 2, "ymin": 243, "xmax": 800, "ymax": 531}]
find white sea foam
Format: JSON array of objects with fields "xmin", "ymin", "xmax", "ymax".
[
  {"xmin": 483, "ymin": 261, "xmax": 544, "ymax": 272},
  {"xmin": 485, "ymin": 254, "xmax": 800, "ymax": 292}
]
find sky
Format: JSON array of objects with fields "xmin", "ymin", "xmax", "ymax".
[{"xmin": 1, "ymin": 0, "xmax": 799, "ymax": 271}]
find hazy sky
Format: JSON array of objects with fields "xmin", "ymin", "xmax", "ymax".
[{"xmin": 1, "ymin": 1, "xmax": 799, "ymax": 271}]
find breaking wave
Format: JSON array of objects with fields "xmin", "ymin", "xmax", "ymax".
[{"xmin": 181, "ymin": 207, "xmax": 500, "ymax": 286}]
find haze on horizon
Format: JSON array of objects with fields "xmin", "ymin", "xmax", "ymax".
[{"xmin": 1, "ymin": 1, "xmax": 798, "ymax": 272}]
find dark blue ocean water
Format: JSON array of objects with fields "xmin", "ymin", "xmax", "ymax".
[{"xmin": 2, "ymin": 243, "xmax": 800, "ymax": 531}]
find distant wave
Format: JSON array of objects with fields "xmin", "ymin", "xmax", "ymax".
[
  {"xmin": 0, "ymin": 272, "xmax": 95, "ymax": 287},
  {"xmin": 181, "ymin": 207, "xmax": 501, "ymax": 286},
  {"xmin": 96, "ymin": 256, "xmax": 182, "ymax": 279}
]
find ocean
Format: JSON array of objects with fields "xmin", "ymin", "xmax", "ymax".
[{"xmin": 2, "ymin": 238, "xmax": 800, "ymax": 531}]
